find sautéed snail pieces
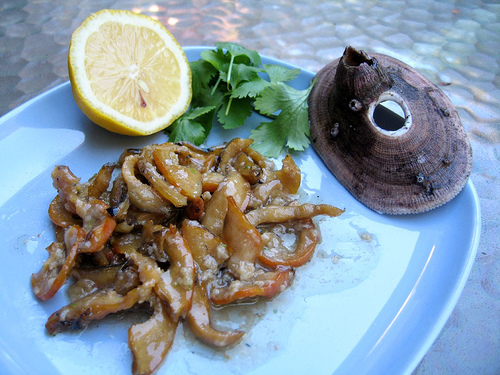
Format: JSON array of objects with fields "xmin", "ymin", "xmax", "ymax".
[
  {"xmin": 186, "ymin": 280, "xmax": 245, "ymax": 347},
  {"xmin": 31, "ymin": 138, "xmax": 343, "ymax": 375}
]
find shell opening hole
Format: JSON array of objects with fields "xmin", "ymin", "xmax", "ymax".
[{"xmin": 373, "ymin": 100, "xmax": 406, "ymax": 132}]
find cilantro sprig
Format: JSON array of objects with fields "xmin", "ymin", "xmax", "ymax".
[{"xmin": 166, "ymin": 42, "xmax": 314, "ymax": 158}]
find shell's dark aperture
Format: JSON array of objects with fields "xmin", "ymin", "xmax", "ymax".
[{"xmin": 308, "ymin": 46, "xmax": 473, "ymax": 214}]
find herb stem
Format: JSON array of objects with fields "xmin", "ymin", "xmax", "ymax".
[
  {"xmin": 226, "ymin": 55, "xmax": 235, "ymax": 89},
  {"xmin": 211, "ymin": 76, "xmax": 222, "ymax": 95},
  {"xmin": 225, "ymin": 96, "xmax": 233, "ymax": 116}
]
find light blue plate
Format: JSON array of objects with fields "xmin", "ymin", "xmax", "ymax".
[{"xmin": 0, "ymin": 47, "xmax": 480, "ymax": 375}]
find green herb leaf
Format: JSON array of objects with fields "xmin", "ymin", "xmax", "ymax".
[
  {"xmin": 200, "ymin": 48, "xmax": 229, "ymax": 73},
  {"xmin": 249, "ymin": 121, "xmax": 287, "ymax": 158},
  {"xmin": 190, "ymin": 60, "xmax": 218, "ymax": 96},
  {"xmin": 192, "ymin": 86, "xmax": 223, "ymax": 110},
  {"xmin": 215, "ymin": 42, "xmax": 261, "ymax": 66},
  {"xmin": 251, "ymin": 81, "xmax": 314, "ymax": 157},
  {"xmin": 231, "ymin": 75, "xmax": 269, "ymax": 98},
  {"xmin": 168, "ymin": 106, "xmax": 216, "ymax": 145},
  {"xmin": 217, "ymin": 96, "xmax": 253, "ymax": 129},
  {"xmin": 263, "ymin": 64, "xmax": 300, "ymax": 83},
  {"xmin": 225, "ymin": 64, "xmax": 263, "ymax": 90}
]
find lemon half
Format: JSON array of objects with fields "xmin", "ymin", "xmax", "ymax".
[{"xmin": 69, "ymin": 9, "xmax": 192, "ymax": 135}]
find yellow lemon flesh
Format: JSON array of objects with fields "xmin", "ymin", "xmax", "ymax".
[{"xmin": 69, "ymin": 9, "xmax": 192, "ymax": 136}]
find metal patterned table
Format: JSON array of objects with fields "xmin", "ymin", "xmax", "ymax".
[{"xmin": 1, "ymin": 1, "xmax": 499, "ymax": 374}]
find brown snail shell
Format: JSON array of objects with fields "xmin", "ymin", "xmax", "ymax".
[{"xmin": 308, "ymin": 46, "xmax": 473, "ymax": 214}]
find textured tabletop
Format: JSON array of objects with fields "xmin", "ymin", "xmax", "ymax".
[{"xmin": 1, "ymin": 0, "xmax": 499, "ymax": 374}]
